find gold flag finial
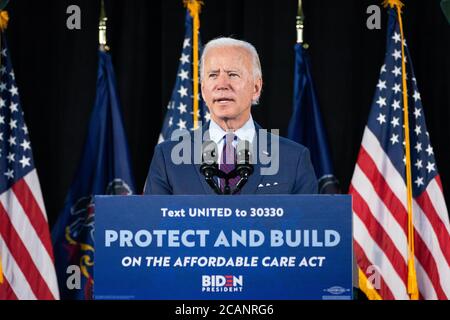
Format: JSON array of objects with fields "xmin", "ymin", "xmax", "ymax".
[
  {"xmin": 99, "ymin": 0, "xmax": 109, "ymax": 51},
  {"xmin": 382, "ymin": 0, "xmax": 404, "ymax": 11},
  {"xmin": 184, "ymin": 0, "xmax": 203, "ymax": 18},
  {"xmin": 0, "ymin": 10, "xmax": 9, "ymax": 31}
]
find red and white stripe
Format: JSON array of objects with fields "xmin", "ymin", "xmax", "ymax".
[
  {"xmin": 0, "ymin": 170, "xmax": 60, "ymax": 300},
  {"xmin": 350, "ymin": 127, "xmax": 450, "ymax": 300}
]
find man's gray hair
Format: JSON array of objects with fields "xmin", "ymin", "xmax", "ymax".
[{"xmin": 200, "ymin": 37, "xmax": 263, "ymax": 82}]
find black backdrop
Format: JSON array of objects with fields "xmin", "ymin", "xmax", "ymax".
[{"xmin": 4, "ymin": 0, "xmax": 450, "ymax": 228}]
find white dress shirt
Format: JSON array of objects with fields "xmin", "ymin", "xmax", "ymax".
[
  {"xmin": 208, "ymin": 115, "xmax": 256, "ymax": 163},
  {"xmin": 208, "ymin": 116, "xmax": 256, "ymax": 187}
]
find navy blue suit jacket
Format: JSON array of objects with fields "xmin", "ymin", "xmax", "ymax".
[{"xmin": 144, "ymin": 122, "xmax": 318, "ymax": 195}]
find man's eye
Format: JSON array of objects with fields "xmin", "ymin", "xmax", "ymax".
[
  {"xmin": 229, "ymin": 73, "xmax": 239, "ymax": 77},
  {"xmin": 209, "ymin": 74, "xmax": 218, "ymax": 78}
]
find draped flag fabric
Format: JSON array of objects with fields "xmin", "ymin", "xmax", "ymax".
[
  {"xmin": 52, "ymin": 50, "xmax": 135, "ymax": 300},
  {"xmin": 287, "ymin": 44, "xmax": 340, "ymax": 194},
  {"xmin": 158, "ymin": 10, "xmax": 209, "ymax": 144},
  {"xmin": 350, "ymin": 9, "xmax": 450, "ymax": 299},
  {"xmin": 0, "ymin": 34, "xmax": 59, "ymax": 299}
]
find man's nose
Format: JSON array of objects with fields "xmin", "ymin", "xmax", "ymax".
[{"xmin": 216, "ymin": 73, "xmax": 230, "ymax": 89}]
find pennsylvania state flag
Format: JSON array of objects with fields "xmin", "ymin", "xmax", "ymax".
[
  {"xmin": 288, "ymin": 44, "xmax": 340, "ymax": 194},
  {"xmin": 51, "ymin": 50, "xmax": 135, "ymax": 300}
]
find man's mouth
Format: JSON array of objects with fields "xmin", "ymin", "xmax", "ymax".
[{"xmin": 214, "ymin": 98, "xmax": 234, "ymax": 104}]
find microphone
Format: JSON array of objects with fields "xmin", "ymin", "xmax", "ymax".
[
  {"xmin": 236, "ymin": 140, "xmax": 254, "ymax": 176},
  {"xmin": 199, "ymin": 140, "xmax": 222, "ymax": 194},
  {"xmin": 201, "ymin": 140, "xmax": 218, "ymax": 166},
  {"xmin": 232, "ymin": 140, "xmax": 254, "ymax": 194},
  {"xmin": 199, "ymin": 139, "xmax": 254, "ymax": 195},
  {"xmin": 442, "ymin": 0, "xmax": 450, "ymax": 25}
]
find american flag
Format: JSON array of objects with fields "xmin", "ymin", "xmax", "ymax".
[
  {"xmin": 350, "ymin": 9, "xmax": 450, "ymax": 299},
  {"xmin": 159, "ymin": 10, "xmax": 209, "ymax": 143},
  {"xmin": 0, "ymin": 35, "xmax": 59, "ymax": 299}
]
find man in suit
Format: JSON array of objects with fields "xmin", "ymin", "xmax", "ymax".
[{"xmin": 144, "ymin": 37, "xmax": 317, "ymax": 195}]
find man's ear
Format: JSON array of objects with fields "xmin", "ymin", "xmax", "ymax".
[{"xmin": 253, "ymin": 78, "xmax": 263, "ymax": 101}]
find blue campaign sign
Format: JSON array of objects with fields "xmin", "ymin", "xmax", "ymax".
[{"xmin": 94, "ymin": 195, "xmax": 352, "ymax": 300}]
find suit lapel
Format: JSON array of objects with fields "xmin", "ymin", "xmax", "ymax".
[
  {"xmin": 194, "ymin": 163, "xmax": 216, "ymax": 194},
  {"xmin": 240, "ymin": 162, "xmax": 263, "ymax": 194}
]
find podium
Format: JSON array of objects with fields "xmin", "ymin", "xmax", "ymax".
[{"xmin": 93, "ymin": 195, "xmax": 352, "ymax": 300}]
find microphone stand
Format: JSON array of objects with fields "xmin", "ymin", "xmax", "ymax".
[
  {"xmin": 199, "ymin": 163, "xmax": 222, "ymax": 194},
  {"xmin": 231, "ymin": 163, "xmax": 254, "ymax": 194},
  {"xmin": 200, "ymin": 140, "xmax": 254, "ymax": 195},
  {"xmin": 200, "ymin": 164, "xmax": 254, "ymax": 195},
  {"xmin": 232, "ymin": 174, "xmax": 250, "ymax": 195}
]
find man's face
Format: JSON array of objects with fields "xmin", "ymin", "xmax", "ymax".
[{"xmin": 201, "ymin": 46, "xmax": 262, "ymax": 126}]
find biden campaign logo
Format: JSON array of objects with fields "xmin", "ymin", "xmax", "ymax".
[{"xmin": 202, "ymin": 275, "xmax": 244, "ymax": 293}]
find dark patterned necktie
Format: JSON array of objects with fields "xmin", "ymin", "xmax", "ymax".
[{"xmin": 219, "ymin": 133, "xmax": 240, "ymax": 193}]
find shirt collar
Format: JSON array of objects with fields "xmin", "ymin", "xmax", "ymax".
[{"xmin": 208, "ymin": 115, "xmax": 256, "ymax": 144}]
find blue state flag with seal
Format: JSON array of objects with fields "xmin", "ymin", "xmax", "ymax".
[
  {"xmin": 287, "ymin": 43, "xmax": 340, "ymax": 194},
  {"xmin": 51, "ymin": 49, "xmax": 135, "ymax": 300}
]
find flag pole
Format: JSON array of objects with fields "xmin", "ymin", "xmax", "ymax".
[
  {"xmin": 184, "ymin": 0, "xmax": 203, "ymax": 129},
  {"xmin": 99, "ymin": 0, "xmax": 109, "ymax": 52},
  {"xmin": 0, "ymin": 4, "xmax": 10, "ymax": 71},
  {"xmin": 296, "ymin": 0, "xmax": 309, "ymax": 49},
  {"xmin": 0, "ymin": 255, "xmax": 3, "ymax": 284},
  {"xmin": 0, "ymin": 1, "xmax": 9, "ymax": 286},
  {"xmin": 296, "ymin": 0, "xmax": 305, "ymax": 45},
  {"xmin": 382, "ymin": 0, "xmax": 419, "ymax": 300},
  {"xmin": 296, "ymin": 0, "xmax": 310, "ymax": 49}
]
